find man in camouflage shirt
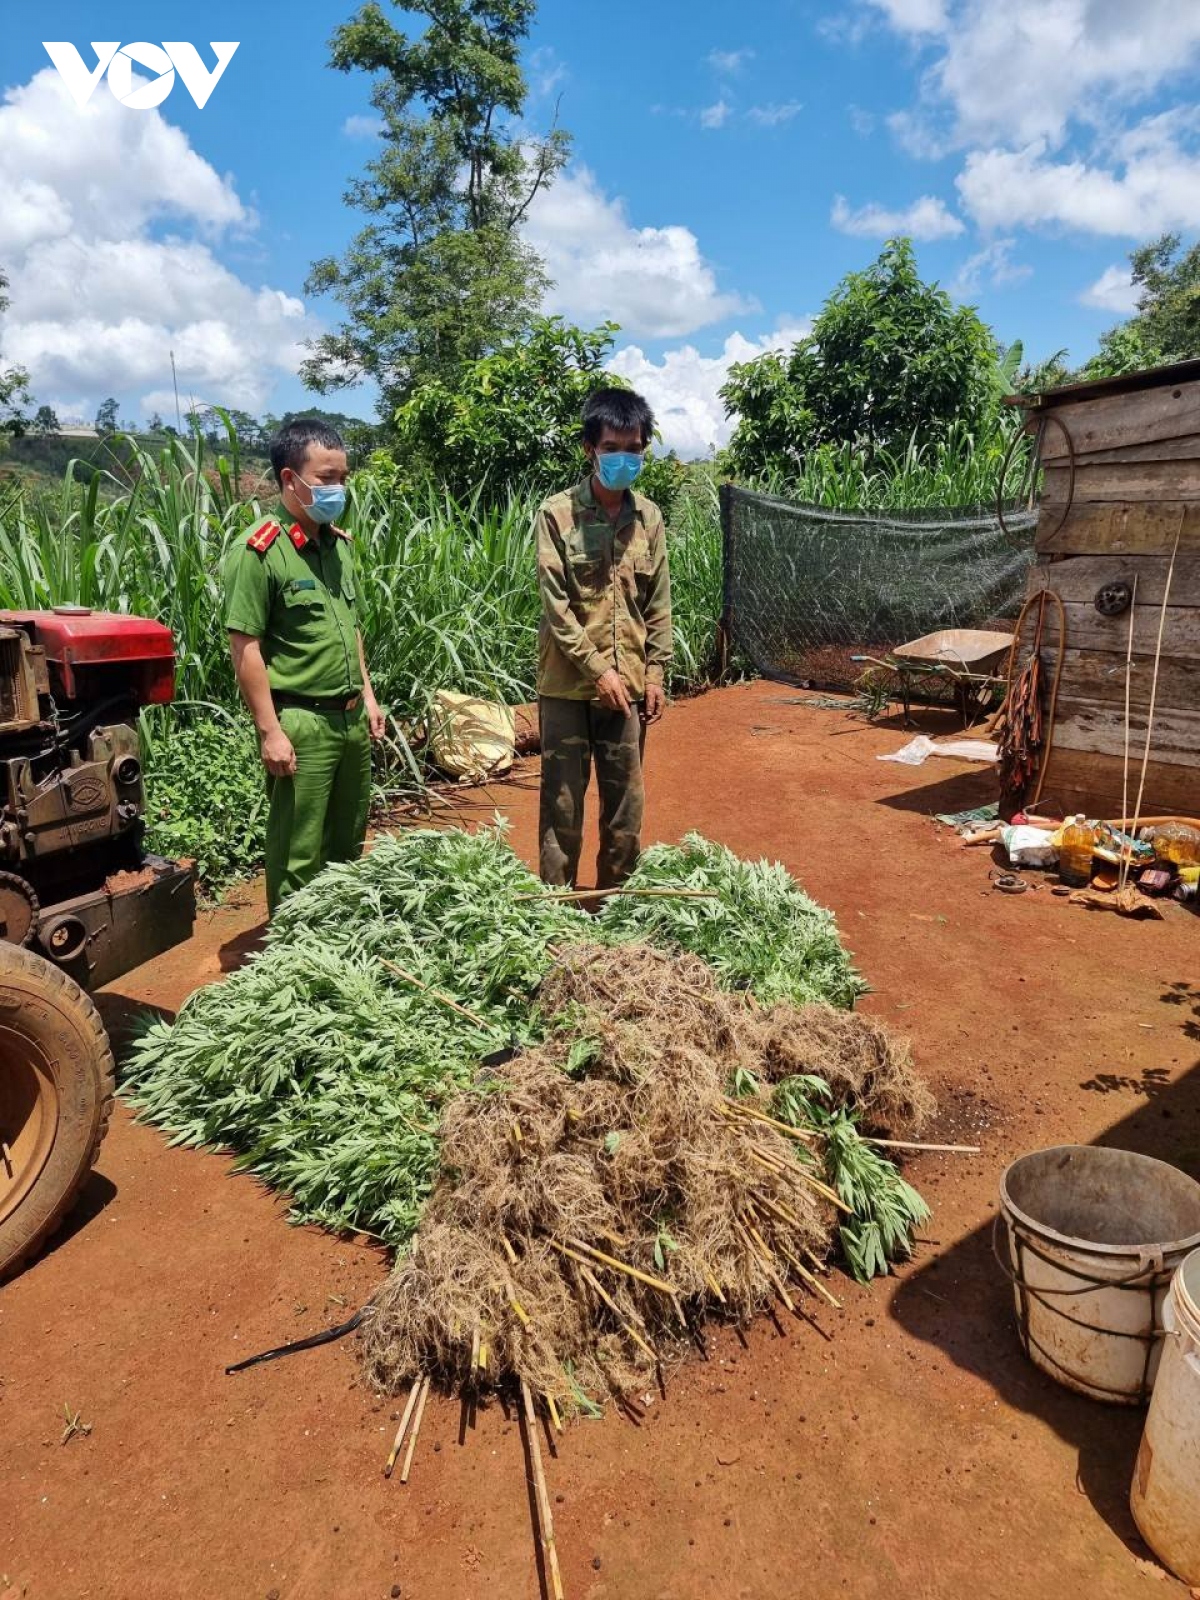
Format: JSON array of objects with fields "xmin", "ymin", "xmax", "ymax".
[{"xmin": 535, "ymin": 388, "xmax": 673, "ymax": 888}]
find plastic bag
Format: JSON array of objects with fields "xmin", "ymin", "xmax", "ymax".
[
  {"xmin": 428, "ymin": 691, "xmax": 515, "ymax": 782},
  {"xmin": 1001, "ymin": 824, "xmax": 1058, "ymax": 869}
]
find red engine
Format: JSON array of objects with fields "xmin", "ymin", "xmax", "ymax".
[{"xmin": 0, "ymin": 608, "xmax": 195, "ymax": 987}]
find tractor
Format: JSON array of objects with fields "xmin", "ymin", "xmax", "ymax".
[{"xmin": 0, "ymin": 607, "xmax": 196, "ymax": 1278}]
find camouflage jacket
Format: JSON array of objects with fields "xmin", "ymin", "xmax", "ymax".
[{"xmin": 535, "ymin": 477, "xmax": 673, "ymax": 701}]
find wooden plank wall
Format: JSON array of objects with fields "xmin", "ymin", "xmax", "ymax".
[{"xmin": 1024, "ymin": 376, "xmax": 1200, "ymax": 819}]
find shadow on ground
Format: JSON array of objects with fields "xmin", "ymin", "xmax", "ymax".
[{"xmin": 892, "ymin": 981, "xmax": 1200, "ymax": 1556}]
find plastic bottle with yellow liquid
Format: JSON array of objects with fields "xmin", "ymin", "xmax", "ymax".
[
  {"xmin": 1151, "ymin": 823, "xmax": 1200, "ymax": 868},
  {"xmin": 1058, "ymin": 815, "xmax": 1097, "ymax": 888}
]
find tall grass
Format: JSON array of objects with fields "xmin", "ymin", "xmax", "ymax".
[
  {"xmin": 0, "ymin": 432, "xmax": 725, "ymax": 729},
  {"xmin": 761, "ymin": 418, "xmax": 1031, "ymax": 512}
]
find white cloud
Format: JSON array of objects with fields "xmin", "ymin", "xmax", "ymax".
[
  {"xmin": 1080, "ymin": 264, "xmax": 1140, "ymax": 312},
  {"xmin": 865, "ymin": 0, "xmax": 1200, "ymax": 151},
  {"xmin": 951, "ymin": 238, "xmax": 1032, "ymax": 296},
  {"xmin": 343, "ymin": 114, "xmax": 385, "ymax": 139},
  {"xmin": 525, "ymin": 165, "xmax": 754, "ymax": 339},
  {"xmin": 700, "ymin": 99, "xmax": 732, "ymax": 130},
  {"xmin": 609, "ymin": 322, "xmax": 811, "ymax": 460},
  {"xmin": 529, "ymin": 46, "xmax": 568, "ymax": 98},
  {"xmin": 864, "ymin": 0, "xmax": 947, "ymax": 34},
  {"xmin": 956, "ymin": 127, "xmax": 1200, "ymax": 235},
  {"xmin": 0, "ymin": 69, "xmax": 315, "ymax": 414},
  {"xmin": 747, "ymin": 102, "xmax": 803, "ymax": 127},
  {"xmin": 831, "ymin": 193, "xmax": 965, "ymax": 239},
  {"xmin": 848, "ymin": 105, "xmax": 877, "ymax": 137},
  {"xmin": 708, "ymin": 48, "xmax": 755, "ymax": 75}
]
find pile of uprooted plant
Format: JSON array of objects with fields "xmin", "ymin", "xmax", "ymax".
[{"xmin": 123, "ymin": 825, "xmax": 935, "ymax": 1425}]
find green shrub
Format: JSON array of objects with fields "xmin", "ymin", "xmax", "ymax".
[{"xmin": 142, "ymin": 714, "xmax": 267, "ymax": 892}]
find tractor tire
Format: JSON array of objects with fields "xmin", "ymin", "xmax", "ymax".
[{"xmin": 0, "ymin": 943, "xmax": 115, "ymax": 1281}]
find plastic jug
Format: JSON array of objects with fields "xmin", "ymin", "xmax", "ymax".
[
  {"xmin": 1152, "ymin": 823, "xmax": 1200, "ymax": 868},
  {"xmin": 1058, "ymin": 816, "xmax": 1096, "ymax": 888}
]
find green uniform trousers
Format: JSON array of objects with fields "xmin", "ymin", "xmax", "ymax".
[
  {"xmin": 538, "ymin": 696, "xmax": 646, "ymax": 889},
  {"xmin": 265, "ymin": 702, "xmax": 372, "ymax": 914}
]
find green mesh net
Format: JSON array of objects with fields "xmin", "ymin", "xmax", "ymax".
[{"xmin": 721, "ymin": 485, "xmax": 1038, "ymax": 688}]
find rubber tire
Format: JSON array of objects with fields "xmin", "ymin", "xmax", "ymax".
[{"xmin": 0, "ymin": 943, "xmax": 115, "ymax": 1281}]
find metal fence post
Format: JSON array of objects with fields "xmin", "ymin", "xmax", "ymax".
[{"xmin": 717, "ymin": 481, "xmax": 735, "ymax": 679}]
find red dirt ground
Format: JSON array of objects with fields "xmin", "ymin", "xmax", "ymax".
[{"xmin": 2, "ymin": 681, "xmax": 1197, "ymax": 1600}]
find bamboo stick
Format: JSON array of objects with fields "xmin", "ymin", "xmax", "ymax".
[
  {"xmin": 722, "ymin": 1098, "xmax": 820, "ymax": 1144},
  {"xmin": 558, "ymin": 1237, "xmax": 676, "ymax": 1295},
  {"xmin": 776, "ymin": 1242, "xmax": 842, "ymax": 1310},
  {"xmin": 501, "ymin": 1236, "xmax": 519, "ymax": 1265},
  {"xmin": 399, "ymin": 1375, "xmax": 430, "ymax": 1485},
  {"xmin": 379, "ymin": 958, "xmax": 492, "ymax": 1029},
  {"xmin": 700, "ymin": 1267, "xmax": 726, "ymax": 1304},
  {"xmin": 740, "ymin": 1217, "xmax": 796, "ymax": 1313},
  {"xmin": 744, "ymin": 1143, "xmax": 853, "ymax": 1216},
  {"xmin": 577, "ymin": 1262, "xmax": 658, "ymax": 1362},
  {"xmin": 509, "ymin": 1294, "xmax": 531, "ymax": 1328},
  {"xmin": 864, "ymin": 1138, "xmax": 981, "ymax": 1154},
  {"xmin": 790, "ymin": 1169, "xmax": 854, "ymax": 1216},
  {"xmin": 514, "ymin": 886, "xmax": 718, "ymax": 903},
  {"xmin": 383, "ymin": 1378, "xmax": 422, "ymax": 1478},
  {"xmin": 521, "ymin": 1378, "xmax": 565, "ymax": 1600},
  {"xmin": 546, "ymin": 1393, "xmax": 563, "ymax": 1435}
]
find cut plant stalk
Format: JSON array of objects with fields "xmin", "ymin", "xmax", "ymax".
[
  {"xmin": 384, "ymin": 1379, "xmax": 422, "ymax": 1478},
  {"xmin": 521, "ymin": 1378, "xmax": 565, "ymax": 1600},
  {"xmin": 399, "ymin": 1375, "xmax": 430, "ymax": 1485}
]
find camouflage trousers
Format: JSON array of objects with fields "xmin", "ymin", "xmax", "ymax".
[{"xmin": 538, "ymin": 696, "xmax": 647, "ymax": 889}]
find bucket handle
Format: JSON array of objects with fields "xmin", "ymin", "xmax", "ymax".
[{"xmin": 992, "ymin": 1216, "xmax": 1166, "ymax": 1296}]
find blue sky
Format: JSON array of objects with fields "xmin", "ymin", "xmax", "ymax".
[{"xmin": 2, "ymin": 1, "xmax": 1198, "ymax": 454}]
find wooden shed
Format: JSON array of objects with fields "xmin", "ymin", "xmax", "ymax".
[{"xmin": 1013, "ymin": 360, "xmax": 1200, "ymax": 820}]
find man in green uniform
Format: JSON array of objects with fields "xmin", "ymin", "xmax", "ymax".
[
  {"xmin": 535, "ymin": 387, "xmax": 673, "ymax": 889},
  {"xmin": 223, "ymin": 418, "xmax": 385, "ymax": 914}
]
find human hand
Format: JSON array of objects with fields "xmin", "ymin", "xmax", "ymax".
[
  {"xmin": 365, "ymin": 693, "xmax": 386, "ymax": 741},
  {"xmin": 642, "ymin": 683, "xmax": 666, "ymax": 724},
  {"xmin": 260, "ymin": 726, "xmax": 297, "ymax": 777},
  {"xmin": 595, "ymin": 669, "xmax": 633, "ymax": 716}
]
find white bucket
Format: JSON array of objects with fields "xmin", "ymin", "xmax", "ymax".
[
  {"xmin": 999, "ymin": 1146, "xmax": 1200, "ymax": 1404},
  {"xmin": 1131, "ymin": 1248, "xmax": 1200, "ymax": 1584}
]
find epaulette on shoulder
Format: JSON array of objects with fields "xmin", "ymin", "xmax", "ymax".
[{"xmin": 246, "ymin": 520, "xmax": 282, "ymax": 555}]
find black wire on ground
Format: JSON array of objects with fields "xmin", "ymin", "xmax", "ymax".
[{"xmin": 225, "ymin": 1306, "xmax": 368, "ymax": 1375}]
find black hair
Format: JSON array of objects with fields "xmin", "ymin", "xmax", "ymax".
[
  {"xmin": 581, "ymin": 387, "xmax": 655, "ymax": 447},
  {"xmin": 269, "ymin": 418, "xmax": 346, "ymax": 486}
]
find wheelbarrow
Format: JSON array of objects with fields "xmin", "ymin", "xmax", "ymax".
[{"xmin": 852, "ymin": 628, "xmax": 1014, "ymax": 728}]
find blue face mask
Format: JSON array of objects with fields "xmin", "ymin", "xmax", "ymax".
[
  {"xmin": 293, "ymin": 474, "xmax": 346, "ymax": 525},
  {"xmin": 595, "ymin": 451, "xmax": 643, "ymax": 492}
]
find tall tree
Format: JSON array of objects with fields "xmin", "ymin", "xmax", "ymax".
[
  {"xmin": 0, "ymin": 269, "xmax": 31, "ymax": 438},
  {"xmin": 721, "ymin": 239, "xmax": 999, "ymax": 480},
  {"xmin": 1123, "ymin": 233, "xmax": 1200, "ymax": 358},
  {"xmin": 31, "ymin": 404, "xmax": 60, "ymax": 436},
  {"xmin": 302, "ymin": 0, "xmax": 568, "ymax": 416},
  {"xmin": 1075, "ymin": 233, "xmax": 1200, "ymax": 381},
  {"xmin": 94, "ymin": 397, "xmax": 120, "ymax": 434}
]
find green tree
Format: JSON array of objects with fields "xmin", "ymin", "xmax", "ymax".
[
  {"xmin": 393, "ymin": 318, "xmax": 618, "ymax": 497},
  {"xmin": 303, "ymin": 0, "xmax": 569, "ymax": 416},
  {"xmin": 1120, "ymin": 233, "xmax": 1200, "ymax": 359},
  {"xmin": 721, "ymin": 239, "xmax": 1000, "ymax": 480},
  {"xmin": 95, "ymin": 397, "xmax": 120, "ymax": 435},
  {"xmin": 392, "ymin": 317, "xmax": 687, "ymax": 515},
  {"xmin": 1078, "ymin": 320, "xmax": 1168, "ymax": 381},
  {"xmin": 0, "ymin": 269, "xmax": 31, "ymax": 438},
  {"xmin": 31, "ymin": 404, "xmax": 60, "ymax": 436}
]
